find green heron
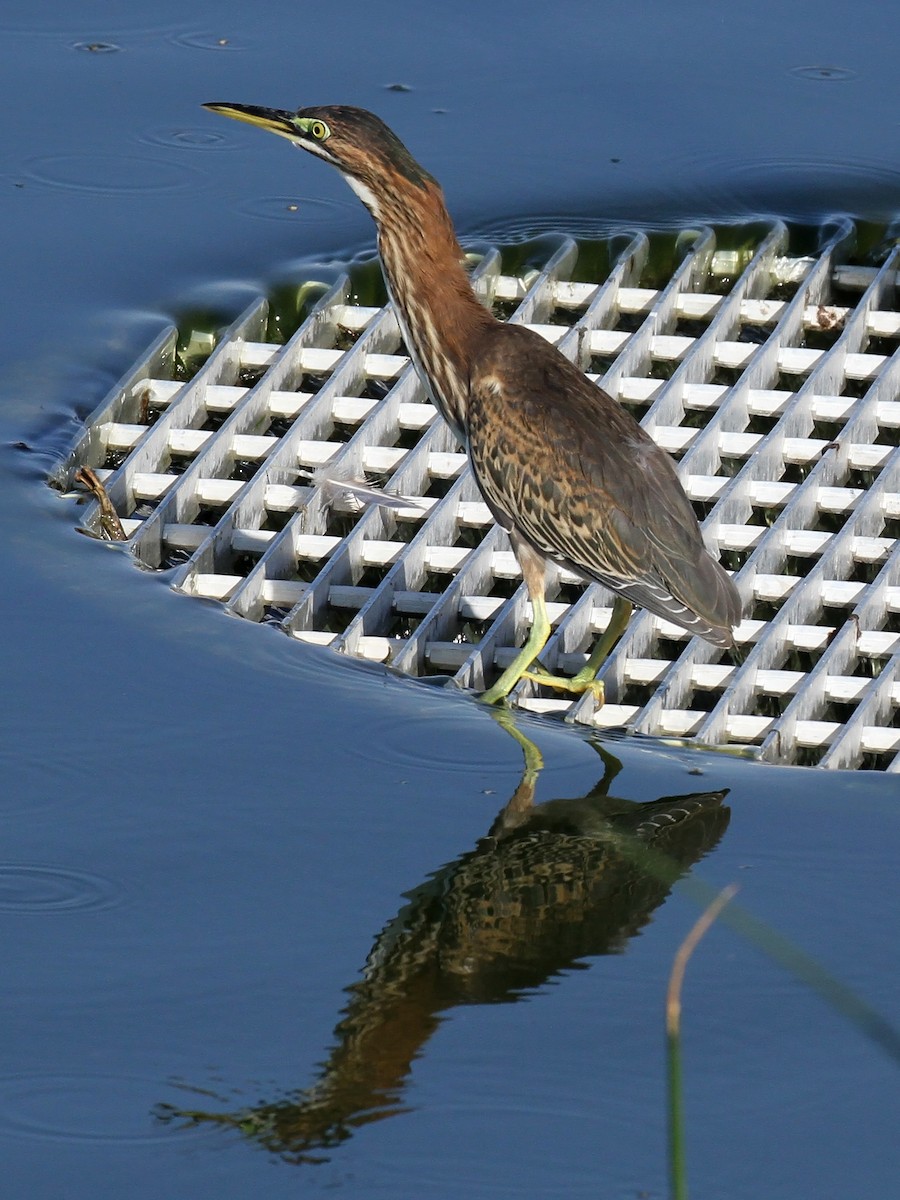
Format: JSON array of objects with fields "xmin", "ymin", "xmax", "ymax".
[{"xmin": 203, "ymin": 103, "xmax": 742, "ymax": 704}]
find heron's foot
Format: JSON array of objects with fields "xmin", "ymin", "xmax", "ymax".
[{"xmin": 521, "ymin": 665, "xmax": 605, "ymax": 705}]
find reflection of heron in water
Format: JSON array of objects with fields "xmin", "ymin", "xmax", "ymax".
[{"xmin": 156, "ymin": 716, "xmax": 730, "ymax": 1163}]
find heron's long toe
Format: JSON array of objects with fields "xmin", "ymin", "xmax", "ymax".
[{"xmin": 521, "ymin": 666, "xmax": 605, "ymax": 705}]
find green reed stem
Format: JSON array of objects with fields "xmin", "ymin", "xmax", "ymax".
[{"xmin": 666, "ymin": 885, "xmax": 739, "ymax": 1200}]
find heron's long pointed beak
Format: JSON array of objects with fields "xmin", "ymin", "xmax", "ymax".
[{"xmin": 203, "ymin": 102, "xmax": 298, "ymax": 141}]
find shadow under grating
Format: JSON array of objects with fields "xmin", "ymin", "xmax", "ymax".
[{"xmin": 52, "ymin": 221, "xmax": 900, "ymax": 771}]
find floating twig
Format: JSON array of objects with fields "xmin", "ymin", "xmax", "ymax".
[{"xmin": 74, "ymin": 466, "xmax": 127, "ymax": 541}]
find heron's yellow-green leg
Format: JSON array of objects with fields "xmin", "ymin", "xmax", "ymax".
[
  {"xmin": 480, "ymin": 537, "xmax": 554, "ymax": 705},
  {"xmin": 568, "ymin": 595, "xmax": 633, "ymax": 687},
  {"xmin": 480, "ymin": 586, "xmax": 553, "ymax": 704},
  {"xmin": 519, "ymin": 595, "xmax": 633, "ymax": 702},
  {"xmin": 481, "ymin": 543, "xmax": 632, "ymax": 706}
]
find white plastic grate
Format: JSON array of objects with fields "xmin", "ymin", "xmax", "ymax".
[{"xmin": 56, "ymin": 220, "xmax": 900, "ymax": 770}]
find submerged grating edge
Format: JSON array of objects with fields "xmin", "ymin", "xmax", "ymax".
[{"xmin": 55, "ymin": 221, "xmax": 900, "ymax": 770}]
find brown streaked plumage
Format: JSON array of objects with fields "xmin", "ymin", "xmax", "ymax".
[{"xmin": 203, "ymin": 102, "xmax": 743, "ymax": 703}]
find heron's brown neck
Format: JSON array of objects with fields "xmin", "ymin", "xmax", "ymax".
[{"xmin": 371, "ymin": 178, "xmax": 493, "ymax": 439}]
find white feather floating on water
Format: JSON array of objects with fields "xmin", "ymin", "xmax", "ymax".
[{"xmin": 299, "ymin": 465, "xmax": 428, "ymax": 514}]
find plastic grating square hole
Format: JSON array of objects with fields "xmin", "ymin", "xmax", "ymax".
[
  {"xmin": 709, "ymin": 365, "xmax": 745, "ymax": 390},
  {"xmin": 141, "ymin": 407, "xmax": 164, "ymax": 430},
  {"xmin": 169, "ymin": 452, "xmax": 200, "ymax": 477},
  {"xmin": 418, "ymin": 475, "xmax": 455, "ymax": 502},
  {"xmin": 782, "ymin": 644, "xmax": 828, "ymax": 676},
  {"xmin": 672, "ymin": 316, "xmax": 711, "ymax": 340},
  {"xmin": 849, "ymin": 559, "xmax": 890, "ymax": 586},
  {"xmin": 229, "ymin": 459, "xmax": 264, "ymax": 483},
  {"xmin": 297, "ymin": 371, "xmax": 333, "ymax": 395},
  {"xmin": 753, "ymin": 689, "xmax": 793, "ymax": 722},
  {"xmin": 618, "ymin": 399, "xmax": 648, "ymax": 422},
  {"xmin": 793, "ymin": 745, "xmax": 829, "ymax": 768},
  {"xmin": 482, "ymin": 575, "xmax": 521, "ymax": 605},
  {"xmin": 394, "ymin": 425, "xmax": 427, "ymax": 452},
  {"xmin": 747, "ymin": 498, "xmax": 780, "ymax": 528},
  {"xmin": 449, "ymin": 525, "xmax": 484, "ymax": 554},
  {"xmin": 679, "ymin": 407, "xmax": 719, "ymax": 434},
  {"xmin": 293, "ymin": 558, "xmax": 328, "ymax": 584},
  {"xmin": 131, "ymin": 499, "xmax": 159, "ymax": 520},
  {"xmin": 548, "ymin": 305, "xmax": 582, "ymax": 330},
  {"xmin": 737, "ymin": 323, "xmax": 772, "ymax": 347},
  {"xmin": 316, "ymin": 606, "xmax": 357, "ymax": 638},
  {"xmin": 101, "ymin": 448, "xmax": 129, "ymax": 473},
  {"xmin": 850, "ymin": 653, "xmax": 890, "ymax": 682},
  {"xmin": 805, "ymin": 325, "xmax": 844, "ymax": 354},
  {"xmin": 260, "ymin": 508, "xmax": 296, "ymax": 534},
  {"xmin": 810, "ymin": 417, "xmax": 847, "ymax": 441},
  {"xmin": 352, "ymin": 563, "xmax": 394, "ymax": 590},
  {"xmin": 767, "ymin": 280, "xmax": 804, "ymax": 305},
  {"xmin": 772, "ymin": 370, "xmax": 808, "ymax": 395},
  {"xmin": 333, "ymin": 328, "xmax": 363, "ymax": 353},
  {"xmin": 327, "ymin": 422, "xmax": 359, "ymax": 447},
  {"xmin": 231, "ymin": 552, "xmax": 259, "ymax": 578},
  {"xmin": 839, "ymin": 377, "xmax": 869, "ymax": 400},
  {"xmin": 617, "ymin": 677, "xmax": 659, "ymax": 711},
  {"xmin": 683, "ymin": 686, "xmax": 721, "ymax": 715},
  {"xmin": 745, "ymin": 412, "xmax": 781, "ymax": 438},
  {"xmin": 265, "ymin": 415, "xmax": 298, "ymax": 439},
  {"xmin": 750, "ymin": 597, "xmax": 784, "ymax": 625},
  {"xmin": 197, "ymin": 410, "xmax": 230, "ymax": 434},
  {"xmin": 236, "ymin": 366, "xmax": 269, "ymax": 389},
  {"xmin": 689, "ymin": 499, "xmax": 717, "ymax": 524},
  {"xmin": 866, "ymin": 333, "xmax": 900, "ymax": 360},
  {"xmin": 615, "ymin": 311, "xmax": 649, "ymax": 336},
  {"xmin": 823, "ymin": 699, "xmax": 864, "ymax": 732},
  {"xmin": 161, "ymin": 548, "xmax": 193, "ymax": 571},
  {"xmin": 359, "ymin": 378, "xmax": 393, "ymax": 403},
  {"xmin": 490, "ymin": 300, "xmax": 519, "ymax": 322},
  {"xmin": 647, "ymin": 359, "xmax": 678, "ymax": 384},
  {"xmin": 807, "ymin": 507, "xmax": 850, "ymax": 536},
  {"xmin": 846, "ymin": 465, "xmax": 884, "ymax": 491},
  {"xmin": 321, "ymin": 511, "xmax": 364, "ymax": 541},
  {"xmin": 192, "ymin": 504, "xmax": 223, "ymax": 528},
  {"xmin": 387, "ymin": 519, "xmax": 424, "ymax": 546},
  {"xmin": 781, "ymin": 553, "xmax": 824, "ymax": 581},
  {"xmin": 717, "ymin": 454, "xmax": 747, "ymax": 480},
  {"xmin": 860, "ymin": 750, "xmax": 895, "ymax": 770},
  {"xmin": 778, "ymin": 460, "xmax": 814, "ymax": 486}
]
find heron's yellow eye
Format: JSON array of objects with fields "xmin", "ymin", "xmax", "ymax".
[{"xmin": 309, "ymin": 120, "xmax": 329, "ymax": 141}]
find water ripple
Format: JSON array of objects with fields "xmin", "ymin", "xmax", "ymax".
[
  {"xmin": 0, "ymin": 15, "xmax": 194, "ymax": 38},
  {"xmin": 138, "ymin": 125, "xmax": 235, "ymax": 152},
  {"xmin": 662, "ymin": 152, "xmax": 900, "ymax": 218},
  {"xmin": 15, "ymin": 153, "xmax": 201, "ymax": 195},
  {"xmin": 167, "ymin": 30, "xmax": 253, "ymax": 52},
  {"xmin": 0, "ymin": 864, "xmax": 124, "ymax": 914},
  {"xmin": 466, "ymin": 215, "xmax": 623, "ymax": 243},
  {"xmin": 71, "ymin": 41, "xmax": 122, "ymax": 54},
  {"xmin": 236, "ymin": 195, "xmax": 358, "ymax": 223},
  {"xmin": 788, "ymin": 64, "xmax": 858, "ymax": 82},
  {"xmin": 0, "ymin": 1073, "xmax": 210, "ymax": 1144},
  {"xmin": 345, "ymin": 707, "xmax": 587, "ymax": 777}
]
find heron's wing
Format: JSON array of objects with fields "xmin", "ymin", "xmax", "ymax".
[{"xmin": 466, "ymin": 325, "xmax": 741, "ymax": 643}]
